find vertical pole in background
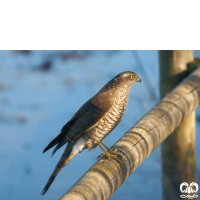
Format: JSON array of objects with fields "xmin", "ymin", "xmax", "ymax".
[{"xmin": 159, "ymin": 50, "xmax": 197, "ymax": 200}]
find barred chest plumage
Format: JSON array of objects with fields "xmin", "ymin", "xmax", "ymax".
[{"xmin": 84, "ymin": 90, "xmax": 129, "ymax": 149}]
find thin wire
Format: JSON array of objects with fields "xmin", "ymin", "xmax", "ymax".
[{"xmin": 131, "ymin": 50, "xmax": 158, "ymax": 101}]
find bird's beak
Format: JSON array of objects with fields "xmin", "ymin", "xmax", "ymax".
[{"xmin": 137, "ymin": 76, "xmax": 141, "ymax": 82}]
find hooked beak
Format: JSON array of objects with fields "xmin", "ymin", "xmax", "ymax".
[{"xmin": 137, "ymin": 76, "xmax": 141, "ymax": 82}]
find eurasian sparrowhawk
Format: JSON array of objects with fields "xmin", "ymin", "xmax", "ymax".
[{"xmin": 41, "ymin": 71, "xmax": 141, "ymax": 195}]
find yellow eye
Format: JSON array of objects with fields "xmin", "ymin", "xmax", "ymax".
[{"xmin": 130, "ymin": 75, "xmax": 135, "ymax": 79}]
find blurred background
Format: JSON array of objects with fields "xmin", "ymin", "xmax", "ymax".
[{"xmin": 0, "ymin": 50, "xmax": 200, "ymax": 200}]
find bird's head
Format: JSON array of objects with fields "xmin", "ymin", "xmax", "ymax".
[{"xmin": 105, "ymin": 71, "xmax": 141, "ymax": 89}]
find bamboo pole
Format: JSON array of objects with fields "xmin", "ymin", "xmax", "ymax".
[
  {"xmin": 159, "ymin": 50, "xmax": 197, "ymax": 200},
  {"xmin": 60, "ymin": 67, "xmax": 200, "ymax": 200}
]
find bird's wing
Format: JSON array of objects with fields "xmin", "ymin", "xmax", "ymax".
[
  {"xmin": 43, "ymin": 91, "xmax": 114, "ymax": 154},
  {"xmin": 43, "ymin": 118, "xmax": 77, "ymax": 153},
  {"xmin": 65, "ymin": 91, "xmax": 114, "ymax": 142}
]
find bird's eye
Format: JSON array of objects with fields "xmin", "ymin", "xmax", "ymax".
[{"xmin": 130, "ymin": 75, "xmax": 135, "ymax": 79}]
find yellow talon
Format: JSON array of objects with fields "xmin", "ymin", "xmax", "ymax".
[{"xmin": 98, "ymin": 152, "xmax": 123, "ymax": 164}]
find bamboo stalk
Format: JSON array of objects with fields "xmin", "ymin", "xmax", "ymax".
[
  {"xmin": 60, "ymin": 66, "xmax": 200, "ymax": 200},
  {"xmin": 160, "ymin": 50, "xmax": 197, "ymax": 200}
]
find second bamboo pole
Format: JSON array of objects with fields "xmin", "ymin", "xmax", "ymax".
[{"xmin": 159, "ymin": 50, "xmax": 197, "ymax": 200}]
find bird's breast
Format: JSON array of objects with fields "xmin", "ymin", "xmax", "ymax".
[{"xmin": 84, "ymin": 92, "xmax": 129, "ymax": 149}]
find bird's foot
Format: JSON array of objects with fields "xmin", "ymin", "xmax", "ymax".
[
  {"xmin": 98, "ymin": 149, "xmax": 127, "ymax": 163},
  {"xmin": 108, "ymin": 148, "xmax": 127, "ymax": 162},
  {"xmin": 98, "ymin": 152, "xmax": 123, "ymax": 164},
  {"xmin": 107, "ymin": 148, "xmax": 118, "ymax": 155}
]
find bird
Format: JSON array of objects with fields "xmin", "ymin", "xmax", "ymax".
[{"xmin": 41, "ymin": 71, "xmax": 141, "ymax": 195}]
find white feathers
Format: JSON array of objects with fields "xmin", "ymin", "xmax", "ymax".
[
  {"xmin": 64, "ymin": 137, "xmax": 86, "ymax": 167},
  {"xmin": 71, "ymin": 137, "xmax": 86, "ymax": 156}
]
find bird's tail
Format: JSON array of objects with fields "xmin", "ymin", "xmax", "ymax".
[
  {"xmin": 41, "ymin": 143, "xmax": 73, "ymax": 196},
  {"xmin": 43, "ymin": 133, "xmax": 68, "ymax": 154}
]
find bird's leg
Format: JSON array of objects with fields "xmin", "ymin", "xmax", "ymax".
[
  {"xmin": 97, "ymin": 144, "xmax": 122, "ymax": 164},
  {"xmin": 98, "ymin": 142, "xmax": 127, "ymax": 162},
  {"xmin": 101, "ymin": 141, "xmax": 118, "ymax": 155},
  {"xmin": 101, "ymin": 141, "xmax": 127, "ymax": 162},
  {"xmin": 97, "ymin": 144, "xmax": 110, "ymax": 159}
]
